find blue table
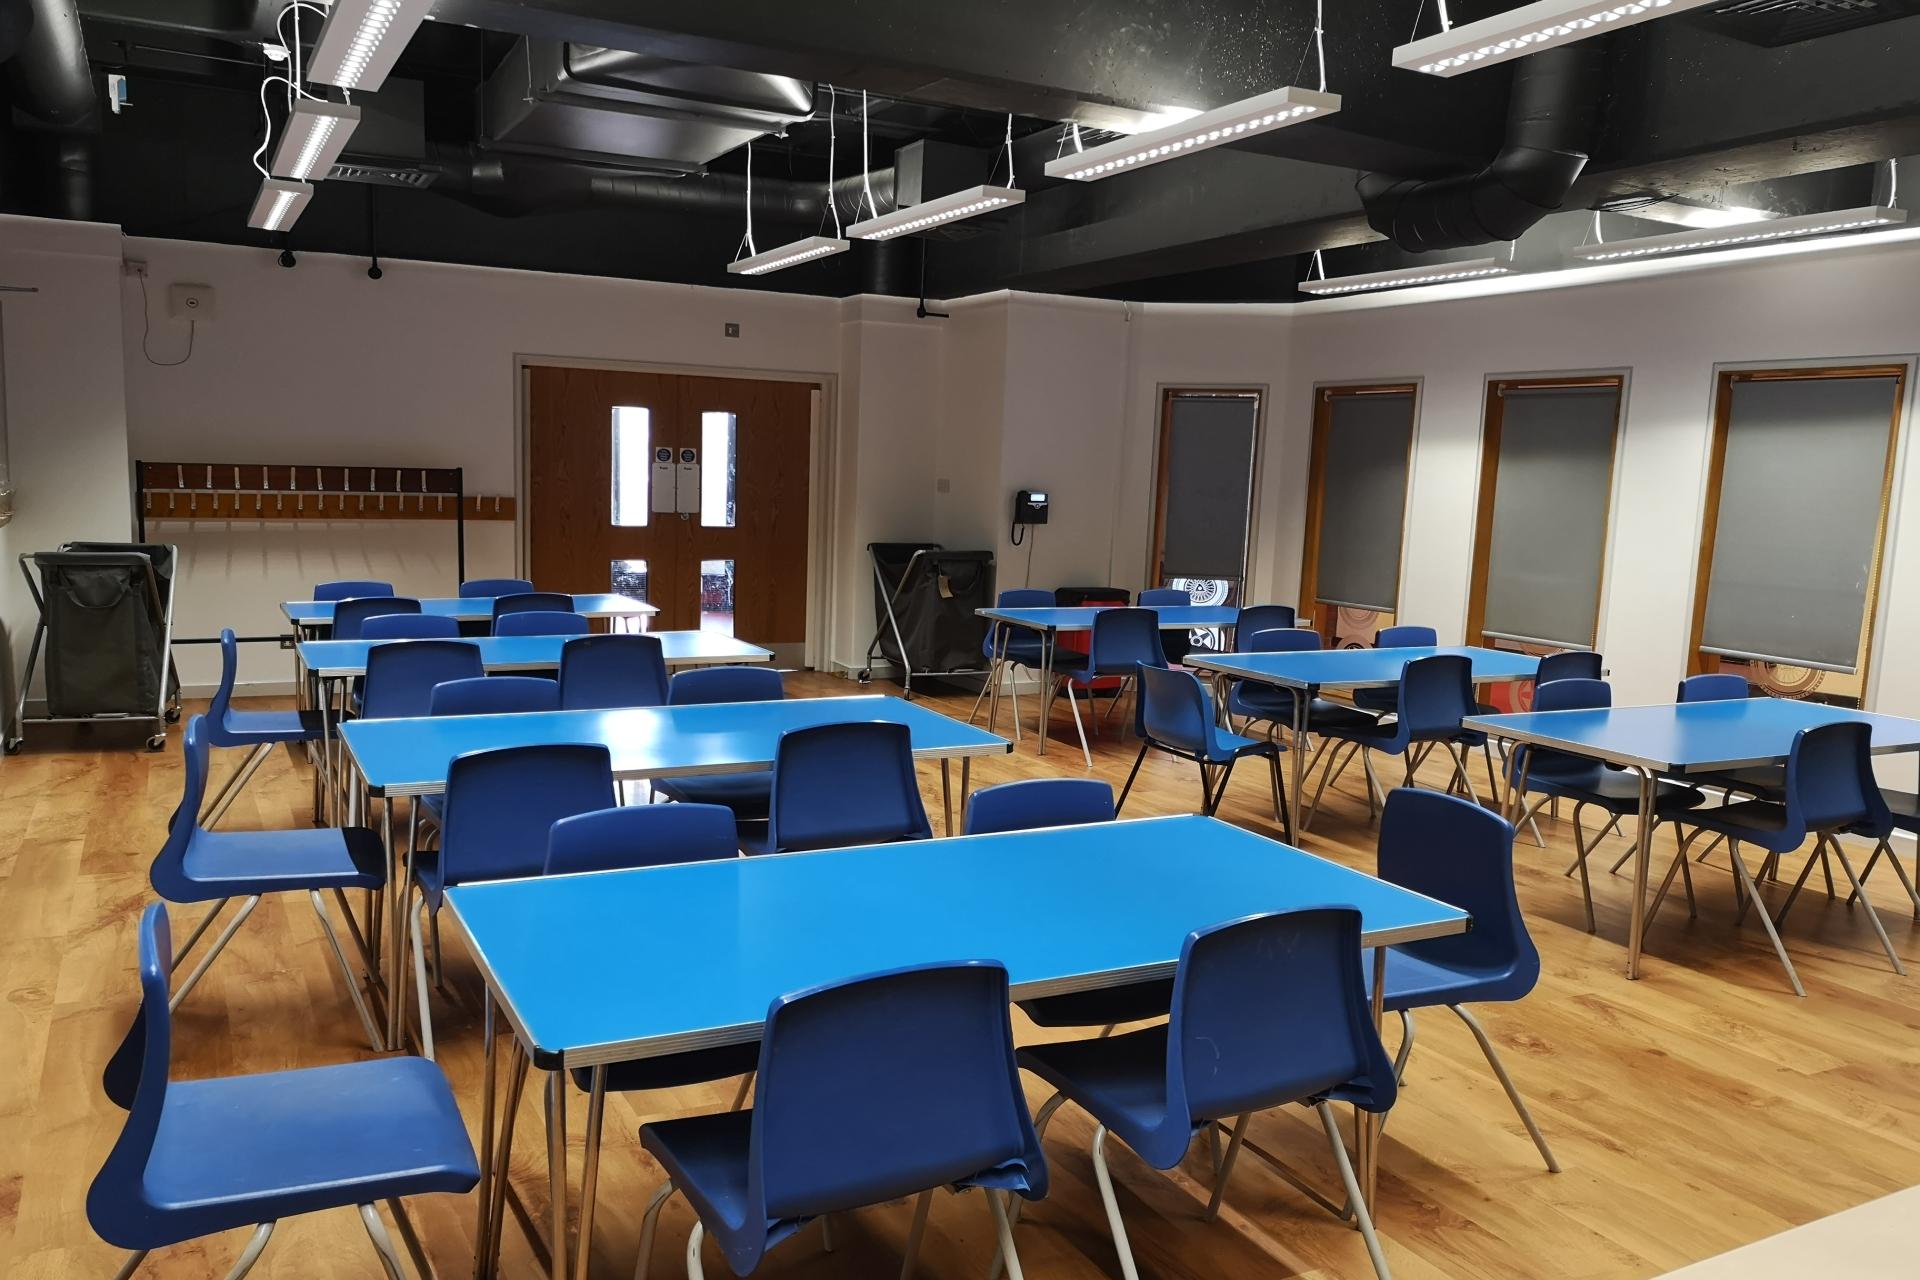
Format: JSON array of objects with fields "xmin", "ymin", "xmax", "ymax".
[
  {"xmin": 973, "ymin": 605, "xmax": 1242, "ymax": 762},
  {"xmin": 1188, "ymin": 646, "xmax": 1542, "ymax": 838},
  {"xmin": 281, "ymin": 592, "xmax": 657, "ymax": 627},
  {"xmin": 297, "ymin": 630, "xmax": 772, "ymax": 678},
  {"xmin": 1463, "ymin": 697, "xmax": 1920, "ymax": 979},
  {"xmin": 448, "ymin": 813, "xmax": 1469, "ymax": 1278}
]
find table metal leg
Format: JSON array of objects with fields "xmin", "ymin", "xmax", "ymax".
[
  {"xmin": 960, "ymin": 758, "xmax": 972, "ymax": 831},
  {"xmin": 1626, "ymin": 767, "xmax": 1655, "ymax": 980},
  {"xmin": 573, "ymin": 1066, "xmax": 607, "ymax": 1280},
  {"xmin": 1037, "ymin": 631, "xmax": 1055, "ymax": 757},
  {"xmin": 1289, "ymin": 685, "xmax": 1310, "ymax": 841},
  {"xmin": 1358, "ymin": 945, "xmax": 1388, "ymax": 1212},
  {"xmin": 547, "ymin": 1069, "xmax": 569, "ymax": 1280},
  {"xmin": 941, "ymin": 760, "xmax": 954, "ymax": 836},
  {"xmin": 476, "ymin": 999, "xmax": 498, "ymax": 1274},
  {"xmin": 483, "ymin": 1041, "xmax": 532, "ymax": 1279},
  {"xmin": 389, "ymin": 800, "xmax": 412, "ymax": 1047}
]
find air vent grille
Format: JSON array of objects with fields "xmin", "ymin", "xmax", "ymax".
[
  {"xmin": 1700, "ymin": 0, "xmax": 1920, "ymax": 46},
  {"xmin": 329, "ymin": 163, "xmax": 437, "ymax": 188}
]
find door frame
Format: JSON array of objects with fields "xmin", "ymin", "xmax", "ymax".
[
  {"xmin": 515, "ymin": 354, "xmax": 837, "ymax": 670},
  {"xmin": 1145, "ymin": 384, "xmax": 1268, "ymax": 600}
]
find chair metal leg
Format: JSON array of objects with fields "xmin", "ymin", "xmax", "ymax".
[
  {"xmin": 1449, "ymin": 744, "xmax": 1484, "ymax": 806},
  {"xmin": 1848, "ymin": 837, "xmax": 1920, "ymax": 918},
  {"xmin": 1771, "ymin": 841, "xmax": 1827, "ymax": 929},
  {"xmin": 1303, "ymin": 740, "xmax": 1357, "ymax": 833},
  {"xmin": 1101, "ymin": 677, "xmax": 1131, "ymax": 730},
  {"xmin": 820, "ymin": 1213, "xmax": 834, "ymax": 1252},
  {"xmin": 110, "ymin": 1251, "xmax": 150, "ymax": 1280},
  {"xmin": 170, "ymin": 898, "xmax": 231, "ymax": 971},
  {"xmin": 1450, "ymin": 1006, "xmax": 1560, "ymax": 1173},
  {"xmin": 1569, "ymin": 810, "xmax": 1597, "ymax": 934},
  {"xmin": 202, "ymin": 742, "xmax": 274, "ymax": 828},
  {"xmin": 430, "ymin": 911, "xmax": 446, "ymax": 994},
  {"xmin": 1827, "ymin": 838, "xmax": 1907, "ymax": 976},
  {"xmin": 1360, "ymin": 748, "xmax": 1387, "ymax": 816},
  {"xmin": 1316, "ymin": 1103, "xmax": 1392, "ymax": 1280},
  {"xmin": 899, "ymin": 1189, "xmax": 934, "ymax": 1280},
  {"xmin": 633, "ymin": 1181, "xmax": 676, "ymax": 1280},
  {"xmin": 987, "ymin": 1190, "xmax": 1028, "ymax": 1280},
  {"xmin": 685, "ymin": 1219, "xmax": 706, "ymax": 1280},
  {"xmin": 1482, "ymin": 742, "xmax": 1500, "ymax": 809},
  {"xmin": 170, "ymin": 895, "xmax": 261, "ymax": 1011},
  {"xmin": 409, "ymin": 893, "xmax": 436, "ymax": 1060},
  {"xmin": 1088, "ymin": 1125, "xmax": 1142, "ymax": 1280},
  {"xmin": 359, "ymin": 1204, "xmax": 406, "ymax": 1280},
  {"xmin": 1266, "ymin": 750, "xmax": 1293, "ymax": 842},
  {"xmin": 485, "ymin": 1047, "xmax": 532, "ymax": 1278},
  {"xmin": 1205, "ymin": 1112, "xmax": 1252, "ymax": 1221},
  {"xmin": 967, "ymin": 658, "xmax": 998, "ymax": 726},
  {"xmin": 310, "ymin": 890, "xmax": 385, "ymax": 1052},
  {"xmin": 1058, "ymin": 678, "xmax": 1092, "ymax": 768},
  {"xmin": 1726, "ymin": 843, "xmax": 1806, "ymax": 997},
  {"xmin": 1203, "ymin": 756, "xmax": 1238, "ymax": 817},
  {"xmin": 222, "ymin": 1222, "xmax": 277, "ymax": 1280},
  {"xmin": 1116, "ymin": 742, "xmax": 1150, "ymax": 815}
]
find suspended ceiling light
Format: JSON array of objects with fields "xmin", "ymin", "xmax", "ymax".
[
  {"xmin": 729, "ymin": 235, "xmax": 848, "ymax": 275},
  {"xmin": 1044, "ymin": 86, "xmax": 1340, "ymax": 182},
  {"xmin": 1395, "ymin": 0, "xmax": 1720, "ymax": 77},
  {"xmin": 1297, "ymin": 256, "xmax": 1516, "ymax": 296},
  {"xmin": 269, "ymin": 99, "xmax": 361, "ymax": 180},
  {"xmin": 306, "ymin": 0, "xmax": 437, "ymax": 92},
  {"xmin": 248, "ymin": 177, "xmax": 313, "ymax": 231},
  {"xmin": 846, "ymin": 184, "xmax": 1025, "ymax": 239},
  {"xmin": 1566, "ymin": 206, "xmax": 1907, "ymax": 263}
]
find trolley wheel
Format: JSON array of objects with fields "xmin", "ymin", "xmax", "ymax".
[
  {"xmin": 147, "ymin": 734, "xmax": 168, "ymax": 752},
  {"xmin": 856, "ymin": 669, "xmax": 873, "ymax": 684},
  {"xmin": 164, "ymin": 706, "xmax": 182, "ymax": 723},
  {"xmin": 4, "ymin": 738, "xmax": 20, "ymax": 755}
]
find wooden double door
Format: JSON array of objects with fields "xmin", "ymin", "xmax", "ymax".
[{"xmin": 527, "ymin": 366, "xmax": 816, "ymax": 657}]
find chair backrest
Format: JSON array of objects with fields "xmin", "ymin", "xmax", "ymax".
[
  {"xmin": 1089, "ymin": 606, "xmax": 1167, "ymax": 674},
  {"xmin": 151, "ymin": 718, "xmax": 212, "ymax": 902},
  {"xmin": 1378, "ymin": 789, "xmax": 1537, "ymax": 992},
  {"xmin": 559, "ymin": 633, "xmax": 669, "ymax": 709},
  {"xmin": 995, "ymin": 588, "xmax": 1054, "ymax": 608},
  {"xmin": 1785, "ymin": 721, "xmax": 1890, "ymax": 839},
  {"xmin": 1535, "ymin": 650, "xmax": 1602, "ymax": 684},
  {"xmin": 313, "ymin": 579, "xmax": 392, "ymax": 601},
  {"xmin": 1248, "ymin": 627, "xmax": 1321, "ymax": 654},
  {"xmin": 441, "ymin": 744, "xmax": 616, "ymax": 888},
  {"xmin": 1376, "ymin": 625, "xmax": 1437, "ymax": 648},
  {"xmin": 333, "ymin": 596, "xmax": 421, "ymax": 641},
  {"xmin": 361, "ymin": 641, "xmax": 486, "ymax": 720},
  {"xmin": 208, "ymin": 629, "xmax": 241, "ymax": 732},
  {"xmin": 984, "ymin": 589, "xmax": 1054, "ymax": 659},
  {"xmin": 963, "ymin": 778, "xmax": 1116, "ymax": 836},
  {"xmin": 1394, "ymin": 654, "xmax": 1475, "ymax": 741},
  {"xmin": 89, "ymin": 903, "xmax": 176, "ymax": 1250},
  {"xmin": 670, "ymin": 665, "xmax": 787, "ymax": 706},
  {"xmin": 360, "ymin": 613, "xmax": 462, "ymax": 641},
  {"xmin": 766, "ymin": 722, "xmax": 932, "ymax": 852},
  {"xmin": 1139, "ymin": 587, "xmax": 1191, "ymax": 606},
  {"xmin": 494, "ymin": 610, "xmax": 590, "ymax": 637},
  {"xmin": 460, "ymin": 578, "xmax": 535, "ymax": 598},
  {"xmin": 1134, "ymin": 663, "xmax": 1222, "ymax": 757},
  {"xmin": 545, "ymin": 803, "xmax": 740, "ymax": 876},
  {"xmin": 1513, "ymin": 677, "xmax": 1611, "ymax": 780},
  {"xmin": 1677, "ymin": 672, "xmax": 1749, "ymax": 703},
  {"xmin": 1166, "ymin": 909, "xmax": 1394, "ymax": 1136},
  {"xmin": 1235, "ymin": 604, "xmax": 1296, "ymax": 639},
  {"xmin": 747, "ymin": 962, "xmax": 1045, "ymax": 1237},
  {"xmin": 429, "ymin": 675, "xmax": 559, "ymax": 716},
  {"xmin": 492, "ymin": 591, "xmax": 574, "ymax": 622}
]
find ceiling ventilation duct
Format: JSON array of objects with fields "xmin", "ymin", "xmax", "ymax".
[{"xmin": 1357, "ymin": 42, "xmax": 1605, "ymax": 252}]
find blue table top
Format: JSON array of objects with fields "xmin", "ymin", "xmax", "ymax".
[
  {"xmin": 1465, "ymin": 698, "xmax": 1920, "ymax": 773},
  {"xmin": 978, "ymin": 605, "xmax": 1240, "ymax": 631},
  {"xmin": 282, "ymin": 592, "xmax": 656, "ymax": 624},
  {"xmin": 298, "ymin": 631, "xmax": 773, "ymax": 677},
  {"xmin": 446, "ymin": 813, "xmax": 1470, "ymax": 1067},
  {"xmin": 1188, "ymin": 645, "xmax": 1541, "ymax": 691},
  {"xmin": 341, "ymin": 694, "xmax": 1009, "ymax": 796}
]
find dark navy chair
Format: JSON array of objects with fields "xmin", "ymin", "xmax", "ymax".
[
  {"xmin": 968, "ymin": 588, "xmax": 1055, "ymax": 739},
  {"xmin": 1139, "ymin": 586, "xmax": 1193, "ymax": 663},
  {"xmin": 1233, "ymin": 603, "xmax": 1296, "ymax": 642},
  {"xmin": 546, "ymin": 803, "xmax": 741, "ymax": 877},
  {"xmin": 1316, "ymin": 653, "xmax": 1491, "ymax": 818},
  {"xmin": 1374, "ymin": 790, "xmax": 1560, "ymax": 1173},
  {"xmin": 1535, "ymin": 650, "xmax": 1602, "ymax": 684},
  {"xmin": 1352, "ymin": 623, "xmax": 1438, "ymax": 715},
  {"xmin": 200, "ymin": 629, "xmax": 326, "ymax": 829},
  {"xmin": 1849, "ymin": 790, "xmax": 1920, "ymax": 922},
  {"xmin": 670, "ymin": 665, "xmax": 786, "ymax": 706},
  {"xmin": 1056, "ymin": 607, "xmax": 1170, "ymax": 760},
  {"xmin": 1121, "ymin": 664, "xmax": 1289, "ymax": 838},
  {"xmin": 636, "ymin": 961, "xmax": 1046, "ymax": 1280},
  {"xmin": 313, "ymin": 579, "xmax": 392, "ymax": 601},
  {"xmin": 1009, "ymin": 909, "xmax": 1396, "ymax": 1280},
  {"xmin": 332, "ymin": 595, "xmax": 421, "ymax": 642},
  {"xmin": 657, "ymin": 666, "xmax": 787, "ymax": 822},
  {"xmin": 1663, "ymin": 721, "xmax": 1903, "ymax": 997},
  {"xmin": 88, "ymin": 905, "xmax": 478, "ymax": 1280},
  {"xmin": 1226, "ymin": 625, "xmax": 1378, "ymax": 742},
  {"xmin": 460, "ymin": 577, "xmax": 535, "ymax": 597},
  {"xmin": 359, "ymin": 613, "xmax": 461, "ymax": 641},
  {"xmin": 559, "ymin": 633, "xmax": 669, "ymax": 709},
  {"xmin": 360, "ymin": 641, "xmax": 485, "ymax": 721},
  {"xmin": 1676, "ymin": 672, "xmax": 1785, "ymax": 802},
  {"xmin": 427, "ymin": 675, "xmax": 560, "ymax": 717},
  {"xmin": 491, "ymin": 591, "xmax": 574, "ymax": 629},
  {"xmin": 740, "ymin": 722, "xmax": 932, "ymax": 855},
  {"xmin": 156, "ymin": 717, "xmax": 386, "ymax": 1050},
  {"xmin": 494, "ymin": 609, "xmax": 590, "ymax": 638}
]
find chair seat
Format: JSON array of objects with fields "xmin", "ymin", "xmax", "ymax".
[
  {"xmin": 143, "ymin": 1058, "xmax": 477, "ymax": 1239},
  {"xmin": 1228, "ymin": 686, "xmax": 1377, "ymax": 732},
  {"xmin": 1018, "ymin": 979, "xmax": 1173, "ymax": 1029},
  {"xmin": 1680, "ymin": 798, "xmax": 1794, "ymax": 849},
  {"xmin": 1018, "ymin": 1027, "xmax": 1177, "ymax": 1163},
  {"xmin": 655, "ymin": 771, "xmax": 773, "ymax": 820},
  {"xmin": 1680, "ymin": 764, "xmax": 1786, "ymax": 799},
  {"xmin": 1369, "ymin": 946, "xmax": 1525, "ymax": 1012},
  {"xmin": 1208, "ymin": 726, "xmax": 1283, "ymax": 763},
  {"xmin": 178, "ymin": 826, "xmax": 385, "ymax": 899},
  {"xmin": 205, "ymin": 708, "xmax": 326, "ymax": 748},
  {"xmin": 641, "ymin": 1110, "xmax": 808, "ymax": 1253},
  {"xmin": 572, "ymin": 1041, "xmax": 759, "ymax": 1094},
  {"xmin": 1522, "ymin": 766, "xmax": 1704, "ymax": 817},
  {"xmin": 992, "ymin": 638, "xmax": 1047, "ymax": 666}
]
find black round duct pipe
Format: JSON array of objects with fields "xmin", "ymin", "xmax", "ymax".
[
  {"xmin": 9, "ymin": 0, "xmax": 94, "ymax": 130},
  {"xmin": 0, "ymin": 0, "xmax": 34, "ymax": 66}
]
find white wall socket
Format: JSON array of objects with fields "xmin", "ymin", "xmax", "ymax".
[{"xmin": 168, "ymin": 284, "xmax": 215, "ymax": 322}]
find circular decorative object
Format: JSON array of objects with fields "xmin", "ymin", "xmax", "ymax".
[{"xmin": 1749, "ymin": 661, "xmax": 1823, "ymax": 699}]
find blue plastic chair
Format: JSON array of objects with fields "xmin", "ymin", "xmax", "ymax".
[
  {"xmin": 461, "ymin": 577, "xmax": 535, "ymax": 598},
  {"xmin": 1373, "ymin": 790, "xmax": 1559, "ymax": 1173},
  {"xmin": 1664, "ymin": 721, "xmax": 1903, "ymax": 996},
  {"xmin": 1140, "ymin": 587, "xmax": 1193, "ymax": 663},
  {"xmin": 1672, "ymin": 673, "xmax": 1783, "ymax": 803},
  {"xmin": 359, "ymin": 614, "xmax": 461, "ymax": 641},
  {"xmin": 200, "ymin": 629, "xmax": 326, "ymax": 829},
  {"xmin": 1226, "ymin": 626, "xmax": 1379, "ymax": 740},
  {"xmin": 87, "ymin": 905, "xmax": 478, "ymax": 1279},
  {"xmin": 1232, "ymin": 603, "xmax": 1296, "ymax": 644},
  {"xmin": 1316, "ymin": 653, "xmax": 1493, "ymax": 818},
  {"xmin": 1505, "ymin": 678, "xmax": 1703, "ymax": 931},
  {"xmin": 968, "ymin": 588, "xmax": 1056, "ymax": 738},
  {"xmin": 1354, "ymin": 623, "xmax": 1439, "ymax": 715},
  {"xmin": 1059, "ymin": 607, "xmax": 1170, "ymax": 757},
  {"xmin": 155, "ymin": 718, "xmax": 387, "ymax": 1050},
  {"xmin": 1011, "ymin": 909, "xmax": 1396, "ymax": 1280},
  {"xmin": 492, "ymin": 591, "xmax": 574, "ymax": 628},
  {"xmin": 1138, "ymin": 587, "xmax": 1190, "ymax": 606},
  {"xmin": 559, "ymin": 633, "xmax": 669, "ymax": 709},
  {"xmin": 495, "ymin": 609, "xmax": 590, "ymax": 638},
  {"xmin": 427, "ymin": 675, "xmax": 560, "ymax": 716},
  {"xmin": 360, "ymin": 641, "xmax": 485, "ymax": 721},
  {"xmin": 406, "ymin": 744, "xmax": 615, "ymax": 1056},
  {"xmin": 1678, "ymin": 672, "xmax": 1750, "ymax": 703},
  {"xmin": 313, "ymin": 579, "xmax": 392, "ymax": 601},
  {"xmin": 1119, "ymin": 664, "xmax": 1289, "ymax": 838},
  {"xmin": 332, "ymin": 596, "xmax": 421, "ymax": 642},
  {"xmin": 636, "ymin": 961, "xmax": 1046, "ymax": 1280},
  {"xmin": 670, "ymin": 665, "xmax": 787, "ymax": 706},
  {"xmin": 739, "ymin": 722, "xmax": 933, "ymax": 855},
  {"xmin": 1535, "ymin": 650, "xmax": 1602, "ymax": 684},
  {"xmin": 657, "ymin": 667, "xmax": 786, "ymax": 819}
]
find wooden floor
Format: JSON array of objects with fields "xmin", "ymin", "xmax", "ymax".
[{"xmin": 6, "ymin": 670, "xmax": 1920, "ymax": 1280}]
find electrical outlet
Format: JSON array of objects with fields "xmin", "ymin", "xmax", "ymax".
[
  {"xmin": 168, "ymin": 284, "xmax": 216, "ymax": 322},
  {"xmin": 724, "ymin": 322, "xmax": 741, "ymax": 338}
]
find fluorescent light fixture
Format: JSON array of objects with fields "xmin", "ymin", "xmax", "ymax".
[
  {"xmin": 846, "ymin": 184, "xmax": 1025, "ymax": 240},
  {"xmin": 270, "ymin": 99, "xmax": 361, "ymax": 180},
  {"xmin": 727, "ymin": 236, "xmax": 850, "ymax": 275},
  {"xmin": 306, "ymin": 0, "xmax": 436, "ymax": 92},
  {"xmin": 1114, "ymin": 106, "xmax": 1203, "ymax": 134},
  {"xmin": 1394, "ymin": 0, "xmax": 1720, "ymax": 77},
  {"xmin": 248, "ymin": 177, "xmax": 313, "ymax": 231},
  {"xmin": 1298, "ymin": 256, "xmax": 1516, "ymax": 296},
  {"xmin": 1045, "ymin": 86, "xmax": 1341, "ymax": 182},
  {"xmin": 1568, "ymin": 206, "xmax": 1907, "ymax": 263}
]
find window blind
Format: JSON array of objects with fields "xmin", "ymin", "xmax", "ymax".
[
  {"xmin": 1314, "ymin": 391, "xmax": 1415, "ymax": 611},
  {"xmin": 1159, "ymin": 395, "xmax": 1259, "ymax": 579}
]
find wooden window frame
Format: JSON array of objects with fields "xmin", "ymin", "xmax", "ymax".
[
  {"xmin": 1299, "ymin": 382, "xmax": 1418, "ymax": 644},
  {"xmin": 1149, "ymin": 387, "xmax": 1265, "ymax": 594}
]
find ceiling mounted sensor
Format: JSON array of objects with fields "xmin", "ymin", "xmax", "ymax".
[
  {"xmin": 1044, "ymin": 86, "xmax": 1341, "ymax": 181},
  {"xmin": 1567, "ymin": 205, "xmax": 1907, "ymax": 262},
  {"xmin": 306, "ymin": 0, "xmax": 437, "ymax": 92},
  {"xmin": 1298, "ymin": 256, "xmax": 1516, "ymax": 296},
  {"xmin": 270, "ymin": 99, "xmax": 361, "ymax": 180},
  {"xmin": 1395, "ymin": 0, "xmax": 1721, "ymax": 76},
  {"xmin": 248, "ymin": 177, "xmax": 314, "ymax": 231}
]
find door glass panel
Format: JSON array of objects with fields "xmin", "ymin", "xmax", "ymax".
[
  {"xmin": 700, "ymin": 559, "xmax": 734, "ymax": 635},
  {"xmin": 701, "ymin": 411, "xmax": 737, "ymax": 528},
  {"xmin": 611, "ymin": 558, "xmax": 649, "ymax": 602},
  {"xmin": 612, "ymin": 406, "xmax": 650, "ymax": 527}
]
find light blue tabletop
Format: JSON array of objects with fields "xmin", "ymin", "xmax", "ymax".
[
  {"xmin": 1465, "ymin": 698, "xmax": 1920, "ymax": 773},
  {"xmin": 446, "ymin": 813, "xmax": 1470, "ymax": 1067},
  {"xmin": 978, "ymin": 605, "xmax": 1240, "ymax": 632},
  {"xmin": 297, "ymin": 631, "xmax": 773, "ymax": 677},
  {"xmin": 282, "ymin": 592, "xmax": 656, "ymax": 625},
  {"xmin": 341, "ymin": 694, "xmax": 1009, "ymax": 797},
  {"xmin": 1188, "ymin": 645, "xmax": 1541, "ymax": 691}
]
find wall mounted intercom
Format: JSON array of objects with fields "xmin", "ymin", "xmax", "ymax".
[{"xmin": 1010, "ymin": 489, "xmax": 1048, "ymax": 547}]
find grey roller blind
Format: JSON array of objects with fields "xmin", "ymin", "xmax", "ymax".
[
  {"xmin": 1160, "ymin": 395, "xmax": 1259, "ymax": 578},
  {"xmin": 1701, "ymin": 374, "xmax": 1900, "ymax": 673},
  {"xmin": 1481, "ymin": 385, "xmax": 1620, "ymax": 649},
  {"xmin": 1314, "ymin": 391, "xmax": 1415, "ymax": 611}
]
